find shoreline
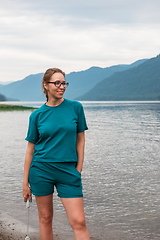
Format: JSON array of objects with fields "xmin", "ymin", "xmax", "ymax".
[
  {"xmin": 0, "ymin": 211, "xmax": 99, "ymax": 240},
  {"xmin": 0, "ymin": 210, "xmax": 39, "ymax": 240},
  {"xmin": 0, "ymin": 104, "xmax": 37, "ymax": 111},
  {"xmin": 0, "ymin": 225, "xmax": 99, "ymax": 240}
]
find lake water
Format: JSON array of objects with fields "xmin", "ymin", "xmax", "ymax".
[{"xmin": 0, "ymin": 101, "xmax": 160, "ymax": 239}]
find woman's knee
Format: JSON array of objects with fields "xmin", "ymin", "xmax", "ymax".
[
  {"xmin": 71, "ymin": 215, "xmax": 86, "ymax": 230},
  {"xmin": 39, "ymin": 211, "xmax": 53, "ymax": 225},
  {"xmin": 36, "ymin": 195, "xmax": 53, "ymax": 226}
]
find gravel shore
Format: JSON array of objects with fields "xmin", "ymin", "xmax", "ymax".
[{"xmin": 0, "ymin": 219, "xmax": 99, "ymax": 240}]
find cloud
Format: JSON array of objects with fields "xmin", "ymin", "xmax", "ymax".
[
  {"xmin": 25, "ymin": 0, "xmax": 160, "ymax": 25},
  {"xmin": 0, "ymin": 0, "xmax": 160, "ymax": 82}
]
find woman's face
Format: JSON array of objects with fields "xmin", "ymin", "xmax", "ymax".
[{"xmin": 44, "ymin": 72, "xmax": 66, "ymax": 100}]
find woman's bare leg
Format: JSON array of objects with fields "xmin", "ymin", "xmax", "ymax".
[
  {"xmin": 61, "ymin": 197, "xmax": 90, "ymax": 240},
  {"xmin": 35, "ymin": 194, "xmax": 53, "ymax": 240}
]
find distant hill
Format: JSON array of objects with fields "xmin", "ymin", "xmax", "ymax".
[
  {"xmin": 77, "ymin": 54, "xmax": 160, "ymax": 101},
  {"xmin": 64, "ymin": 59, "xmax": 147, "ymax": 99},
  {"xmin": 0, "ymin": 81, "xmax": 13, "ymax": 85},
  {"xmin": 0, "ymin": 59, "xmax": 146, "ymax": 101},
  {"xmin": 0, "ymin": 92, "xmax": 16, "ymax": 101},
  {"xmin": 0, "ymin": 93, "xmax": 7, "ymax": 101},
  {"xmin": 0, "ymin": 73, "xmax": 45, "ymax": 101}
]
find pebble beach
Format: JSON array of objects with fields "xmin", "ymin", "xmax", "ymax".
[{"xmin": 0, "ymin": 212, "xmax": 100, "ymax": 240}]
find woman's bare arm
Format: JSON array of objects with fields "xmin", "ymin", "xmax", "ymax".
[{"xmin": 76, "ymin": 131, "xmax": 85, "ymax": 173}]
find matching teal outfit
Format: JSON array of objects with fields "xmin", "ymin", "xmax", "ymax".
[{"xmin": 26, "ymin": 99, "xmax": 88, "ymax": 198}]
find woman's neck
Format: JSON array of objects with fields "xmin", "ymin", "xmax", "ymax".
[{"xmin": 46, "ymin": 98, "xmax": 64, "ymax": 107}]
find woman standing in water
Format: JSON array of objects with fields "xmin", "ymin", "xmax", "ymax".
[{"xmin": 23, "ymin": 68, "xmax": 90, "ymax": 240}]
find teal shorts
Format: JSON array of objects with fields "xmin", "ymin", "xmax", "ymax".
[{"xmin": 29, "ymin": 162, "xmax": 83, "ymax": 198}]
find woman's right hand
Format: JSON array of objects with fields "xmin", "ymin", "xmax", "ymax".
[
  {"xmin": 23, "ymin": 183, "xmax": 32, "ymax": 202},
  {"xmin": 23, "ymin": 142, "xmax": 35, "ymax": 203}
]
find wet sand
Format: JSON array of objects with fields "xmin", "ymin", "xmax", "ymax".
[
  {"xmin": 0, "ymin": 210, "xmax": 131, "ymax": 240},
  {"xmin": 0, "ymin": 227, "xmax": 99, "ymax": 240},
  {"xmin": 0, "ymin": 218, "xmax": 129, "ymax": 240},
  {"xmin": 0, "ymin": 212, "xmax": 99, "ymax": 240},
  {"xmin": 0, "ymin": 218, "xmax": 39, "ymax": 240},
  {"xmin": 0, "ymin": 224, "xmax": 98, "ymax": 240}
]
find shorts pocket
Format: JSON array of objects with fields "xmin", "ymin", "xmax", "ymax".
[
  {"xmin": 75, "ymin": 168, "xmax": 81, "ymax": 176},
  {"xmin": 30, "ymin": 161, "xmax": 36, "ymax": 169},
  {"xmin": 29, "ymin": 162, "xmax": 40, "ymax": 184}
]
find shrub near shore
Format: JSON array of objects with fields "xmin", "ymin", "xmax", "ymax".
[{"xmin": 0, "ymin": 104, "xmax": 37, "ymax": 111}]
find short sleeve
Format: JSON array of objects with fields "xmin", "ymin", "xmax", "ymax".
[
  {"xmin": 25, "ymin": 115, "xmax": 39, "ymax": 143},
  {"xmin": 77, "ymin": 104, "xmax": 88, "ymax": 133}
]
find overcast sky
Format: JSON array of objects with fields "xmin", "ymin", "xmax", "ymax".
[{"xmin": 0, "ymin": 0, "xmax": 160, "ymax": 82}]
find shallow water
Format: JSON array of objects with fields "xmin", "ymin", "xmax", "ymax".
[{"xmin": 0, "ymin": 101, "xmax": 160, "ymax": 239}]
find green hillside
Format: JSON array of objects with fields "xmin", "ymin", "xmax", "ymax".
[
  {"xmin": 65, "ymin": 59, "xmax": 146, "ymax": 99},
  {"xmin": 77, "ymin": 54, "xmax": 160, "ymax": 101},
  {"xmin": 0, "ymin": 93, "xmax": 7, "ymax": 101}
]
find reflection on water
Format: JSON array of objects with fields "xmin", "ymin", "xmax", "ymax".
[{"xmin": 0, "ymin": 101, "xmax": 160, "ymax": 239}]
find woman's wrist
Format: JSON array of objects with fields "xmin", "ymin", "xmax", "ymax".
[{"xmin": 23, "ymin": 180, "xmax": 29, "ymax": 186}]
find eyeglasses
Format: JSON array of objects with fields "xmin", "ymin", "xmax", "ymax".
[{"xmin": 47, "ymin": 81, "xmax": 69, "ymax": 88}]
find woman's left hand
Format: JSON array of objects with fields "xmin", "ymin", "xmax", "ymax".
[{"xmin": 76, "ymin": 168, "xmax": 82, "ymax": 174}]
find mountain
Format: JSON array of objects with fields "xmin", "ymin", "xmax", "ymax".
[
  {"xmin": 0, "ymin": 73, "xmax": 45, "ymax": 101},
  {"xmin": 0, "ymin": 93, "xmax": 7, "ymax": 101},
  {"xmin": 0, "ymin": 92, "xmax": 17, "ymax": 101},
  {"xmin": 0, "ymin": 59, "xmax": 147, "ymax": 101},
  {"xmin": 64, "ymin": 59, "xmax": 147, "ymax": 99},
  {"xmin": 0, "ymin": 81, "xmax": 13, "ymax": 85},
  {"xmin": 77, "ymin": 54, "xmax": 160, "ymax": 101}
]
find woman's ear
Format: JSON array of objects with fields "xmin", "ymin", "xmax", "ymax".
[{"xmin": 43, "ymin": 82, "xmax": 48, "ymax": 91}]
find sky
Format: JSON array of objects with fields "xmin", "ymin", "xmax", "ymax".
[{"xmin": 0, "ymin": 0, "xmax": 160, "ymax": 83}]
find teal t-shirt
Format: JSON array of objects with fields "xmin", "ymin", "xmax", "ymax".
[{"xmin": 25, "ymin": 99, "xmax": 88, "ymax": 163}]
